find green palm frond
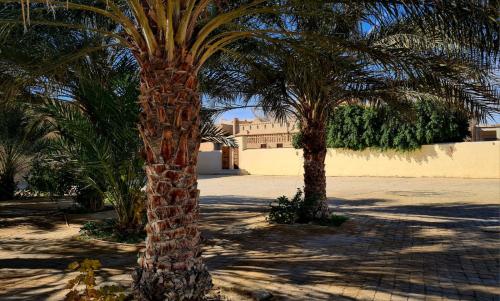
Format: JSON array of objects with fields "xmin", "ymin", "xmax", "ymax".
[{"xmin": 200, "ymin": 109, "xmax": 237, "ymax": 147}]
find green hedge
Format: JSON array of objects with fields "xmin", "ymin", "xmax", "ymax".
[{"xmin": 294, "ymin": 100, "xmax": 469, "ymax": 151}]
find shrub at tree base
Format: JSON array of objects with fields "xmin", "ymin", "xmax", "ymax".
[{"xmin": 268, "ymin": 189, "xmax": 348, "ymax": 226}]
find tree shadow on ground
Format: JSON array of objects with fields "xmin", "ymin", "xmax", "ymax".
[
  {"xmin": 0, "ymin": 237, "xmax": 137, "ymax": 301},
  {"xmin": 1, "ymin": 195, "xmax": 498, "ymax": 301},
  {"xmin": 200, "ymin": 195, "xmax": 500, "ymax": 300}
]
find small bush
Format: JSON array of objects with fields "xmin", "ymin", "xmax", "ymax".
[
  {"xmin": 65, "ymin": 259, "xmax": 126, "ymax": 301},
  {"xmin": 268, "ymin": 189, "xmax": 348, "ymax": 226},
  {"xmin": 268, "ymin": 189, "xmax": 304, "ymax": 224},
  {"xmin": 80, "ymin": 219, "xmax": 145, "ymax": 244}
]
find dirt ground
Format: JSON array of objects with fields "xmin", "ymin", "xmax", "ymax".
[{"xmin": 0, "ymin": 176, "xmax": 499, "ymax": 300}]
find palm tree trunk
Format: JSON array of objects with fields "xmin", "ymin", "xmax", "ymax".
[
  {"xmin": 301, "ymin": 119, "xmax": 330, "ymax": 221},
  {"xmin": 132, "ymin": 57, "xmax": 211, "ymax": 300}
]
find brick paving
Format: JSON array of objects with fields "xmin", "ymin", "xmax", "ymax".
[
  {"xmin": 200, "ymin": 176, "xmax": 500, "ymax": 301},
  {"xmin": 0, "ymin": 176, "xmax": 498, "ymax": 300}
]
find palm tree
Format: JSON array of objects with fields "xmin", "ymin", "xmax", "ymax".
[
  {"xmin": 212, "ymin": 1, "xmax": 499, "ymax": 221},
  {"xmin": 1, "ymin": 0, "xmax": 498, "ymax": 299},
  {"xmin": 0, "ymin": 103, "xmax": 46, "ymax": 200},
  {"xmin": 0, "ymin": 2, "xmax": 274, "ymax": 297}
]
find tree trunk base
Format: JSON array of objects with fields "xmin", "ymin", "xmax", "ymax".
[
  {"xmin": 133, "ymin": 262, "xmax": 212, "ymax": 301},
  {"xmin": 312, "ymin": 199, "xmax": 331, "ymax": 221}
]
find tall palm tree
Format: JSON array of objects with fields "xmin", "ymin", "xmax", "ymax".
[
  {"xmin": 1, "ymin": 0, "xmax": 498, "ymax": 299},
  {"xmin": 0, "ymin": 2, "xmax": 253, "ymax": 296},
  {"xmin": 209, "ymin": 1, "xmax": 499, "ymax": 221}
]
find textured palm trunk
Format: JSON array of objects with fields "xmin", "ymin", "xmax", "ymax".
[
  {"xmin": 301, "ymin": 119, "xmax": 330, "ymax": 221},
  {"xmin": 132, "ymin": 56, "xmax": 211, "ymax": 300}
]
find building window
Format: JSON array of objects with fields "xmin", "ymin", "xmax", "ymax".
[
  {"xmin": 260, "ymin": 144, "xmax": 267, "ymax": 148},
  {"xmin": 214, "ymin": 143, "xmax": 222, "ymax": 151},
  {"xmin": 277, "ymin": 143, "xmax": 283, "ymax": 148}
]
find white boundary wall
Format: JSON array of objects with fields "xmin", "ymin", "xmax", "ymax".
[{"xmin": 197, "ymin": 151, "xmax": 222, "ymax": 174}]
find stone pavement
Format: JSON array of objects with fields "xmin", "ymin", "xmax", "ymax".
[
  {"xmin": 0, "ymin": 176, "xmax": 498, "ymax": 300},
  {"xmin": 199, "ymin": 176, "xmax": 500, "ymax": 301}
]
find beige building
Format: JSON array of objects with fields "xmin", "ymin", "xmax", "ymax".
[
  {"xmin": 471, "ymin": 124, "xmax": 500, "ymax": 141},
  {"xmin": 198, "ymin": 117, "xmax": 299, "ymax": 172},
  {"xmin": 235, "ymin": 118, "xmax": 299, "ymax": 149}
]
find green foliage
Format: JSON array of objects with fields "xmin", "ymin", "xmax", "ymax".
[
  {"xmin": 26, "ymin": 158, "xmax": 76, "ymax": 198},
  {"xmin": 74, "ymin": 188, "xmax": 105, "ymax": 212},
  {"xmin": 291, "ymin": 132, "xmax": 303, "ymax": 149},
  {"xmin": 268, "ymin": 189, "xmax": 348, "ymax": 226},
  {"xmin": 0, "ymin": 104, "xmax": 46, "ymax": 200},
  {"xmin": 80, "ymin": 220, "xmax": 146, "ymax": 244},
  {"xmin": 65, "ymin": 259, "xmax": 126, "ymax": 301},
  {"xmin": 326, "ymin": 101, "xmax": 470, "ymax": 151},
  {"xmin": 268, "ymin": 189, "xmax": 305, "ymax": 224}
]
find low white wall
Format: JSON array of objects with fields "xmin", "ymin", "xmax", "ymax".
[
  {"xmin": 197, "ymin": 151, "xmax": 222, "ymax": 174},
  {"xmin": 237, "ymin": 141, "xmax": 500, "ymax": 179}
]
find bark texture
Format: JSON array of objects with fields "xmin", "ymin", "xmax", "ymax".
[
  {"xmin": 301, "ymin": 119, "xmax": 330, "ymax": 221},
  {"xmin": 132, "ymin": 55, "xmax": 211, "ymax": 300}
]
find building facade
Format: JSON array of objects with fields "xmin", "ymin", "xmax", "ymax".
[{"xmin": 198, "ymin": 117, "xmax": 299, "ymax": 172}]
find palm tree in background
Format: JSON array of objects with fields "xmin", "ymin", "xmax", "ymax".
[
  {"xmin": 0, "ymin": 103, "xmax": 47, "ymax": 200},
  {"xmin": 207, "ymin": 1, "xmax": 499, "ymax": 221},
  {"xmin": 0, "ymin": 0, "xmax": 498, "ymax": 299}
]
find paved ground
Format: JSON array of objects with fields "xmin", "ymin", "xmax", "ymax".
[{"xmin": 0, "ymin": 176, "xmax": 499, "ymax": 300}]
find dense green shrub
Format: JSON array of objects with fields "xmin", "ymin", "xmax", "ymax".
[
  {"xmin": 326, "ymin": 100, "xmax": 469, "ymax": 151},
  {"xmin": 293, "ymin": 100, "xmax": 469, "ymax": 151},
  {"xmin": 26, "ymin": 159, "xmax": 76, "ymax": 198}
]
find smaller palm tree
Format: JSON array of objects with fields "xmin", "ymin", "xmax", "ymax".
[{"xmin": 214, "ymin": 1, "xmax": 499, "ymax": 222}]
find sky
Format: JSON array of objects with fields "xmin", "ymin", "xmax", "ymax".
[{"xmin": 217, "ymin": 107, "xmax": 500, "ymax": 125}]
